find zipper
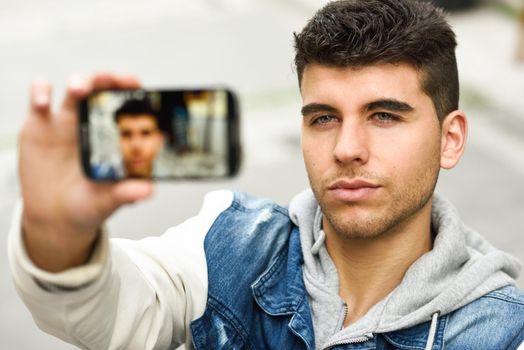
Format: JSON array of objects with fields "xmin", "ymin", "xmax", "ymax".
[
  {"xmin": 322, "ymin": 302, "xmax": 374, "ymax": 349},
  {"xmin": 323, "ymin": 333, "xmax": 374, "ymax": 349},
  {"xmin": 341, "ymin": 303, "xmax": 348, "ymax": 328}
]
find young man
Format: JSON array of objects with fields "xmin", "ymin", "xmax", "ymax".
[
  {"xmin": 9, "ymin": 0, "xmax": 524, "ymax": 349},
  {"xmin": 91, "ymin": 98, "xmax": 165, "ymax": 180},
  {"xmin": 114, "ymin": 99, "xmax": 164, "ymax": 178}
]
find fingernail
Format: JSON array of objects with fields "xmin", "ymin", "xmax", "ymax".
[
  {"xmin": 69, "ymin": 74, "xmax": 87, "ymax": 91},
  {"xmin": 34, "ymin": 93, "xmax": 49, "ymax": 106},
  {"xmin": 32, "ymin": 79, "xmax": 49, "ymax": 106}
]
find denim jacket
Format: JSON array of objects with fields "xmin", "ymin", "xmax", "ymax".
[{"xmin": 191, "ymin": 193, "xmax": 524, "ymax": 350}]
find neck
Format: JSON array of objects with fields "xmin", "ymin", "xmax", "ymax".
[{"xmin": 324, "ymin": 202, "xmax": 433, "ymax": 326}]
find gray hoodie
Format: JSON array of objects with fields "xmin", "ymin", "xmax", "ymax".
[{"xmin": 289, "ymin": 189, "xmax": 522, "ymax": 349}]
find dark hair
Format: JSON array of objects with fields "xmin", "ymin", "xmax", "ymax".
[
  {"xmin": 114, "ymin": 98, "xmax": 159, "ymax": 125},
  {"xmin": 294, "ymin": 0, "xmax": 459, "ymax": 121}
]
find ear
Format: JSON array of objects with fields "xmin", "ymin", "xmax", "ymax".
[{"xmin": 440, "ymin": 110, "xmax": 468, "ymax": 169}]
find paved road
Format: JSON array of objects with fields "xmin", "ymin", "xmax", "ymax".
[{"xmin": 0, "ymin": 1, "xmax": 523, "ymax": 349}]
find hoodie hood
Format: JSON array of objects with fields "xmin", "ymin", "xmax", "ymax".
[{"xmin": 289, "ymin": 189, "xmax": 522, "ymax": 349}]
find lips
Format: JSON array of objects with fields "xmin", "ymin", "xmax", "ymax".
[
  {"xmin": 328, "ymin": 179, "xmax": 380, "ymax": 202},
  {"xmin": 127, "ymin": 158, "xmax": 148, "ymax": 169}
]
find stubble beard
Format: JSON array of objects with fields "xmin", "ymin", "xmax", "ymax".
[{"xmin": 310, "ymin": 158, "xmax": 441, "ymax": 241}]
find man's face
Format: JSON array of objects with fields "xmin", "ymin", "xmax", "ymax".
[
  {"xmin": 301, "ymin": 63, "xmax": 443, "ymax": 239},
  {"xmin": 117, "ymin": 114, "xmax": 164, "ymax": 177}
]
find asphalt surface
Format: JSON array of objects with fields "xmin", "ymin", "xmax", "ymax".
[{"xmin": 0, "ymin": 1, "xmax": 523, "ymax": 349}]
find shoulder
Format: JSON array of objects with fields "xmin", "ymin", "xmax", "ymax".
[
  {"xmin": 203, "ymin": 191, "xmax": 295, "ymax": 271},
  {"xmin": 445, "ymin": 285, "xmax": 524, "ymax": 348},
  {"xmin": 227, "ymin": 191, "xmax": 288, "ymax": 215},
  {"xmin": 207, "ymin": 191, "xmax": 291, "ymax": 241},
  {"xmin": 482, "ymin": 285, "xmax": 524, "ymax": 307},
  {"xmin": 460, "ymin": 285, "xmax": 524, "ymax": 315}
]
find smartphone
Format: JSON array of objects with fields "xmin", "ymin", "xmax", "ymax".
[{"xmin": 78, "ymin": 88, "xmax": 241, "ymax": 180}]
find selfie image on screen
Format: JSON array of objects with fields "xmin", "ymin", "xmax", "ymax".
[{"xmin": 86, "ymin": 90, "xmax": 230, "ymax": 180}]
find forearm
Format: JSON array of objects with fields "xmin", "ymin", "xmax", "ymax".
[
  {"xmin": 8, "ymin": 201, "xmax": 114, "ymax": 348},
  {"xmin": 9, "ymin": 215, "xmax": 184, "ymax": 350},
  {"xmin": 8, "ymin": 190, "xmax": 233, "ymax": 349}
]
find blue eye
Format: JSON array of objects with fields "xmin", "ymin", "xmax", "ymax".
[
  {"xmin": 373, "ymin": 112, "xmax": 399, "ymax": 124},
  {"xmin": 376, "ymin": 112, "xmax": 394, "ymax": 120},
  {"xmin": 313, "ymin": 115, "xmax": 336, "ymax": 125}
]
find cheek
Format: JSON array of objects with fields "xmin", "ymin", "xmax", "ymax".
[
  {"xmin": 390, "ymin": 135, "xmax": 441, "ymax": 180},
  {"xmin": 375, "ymin": 128, "xmax": 440, "ymax": 174},
  {"xmin": 302, "ymin": 148, "xmax": 317, "ymax": 181},
  {"xmin": 302, "ymin": 139, "xmax": 323, "ymax": 173},
  {"xmin": 146, "ymin": 137, "xmax": 162, "ymax": 154},
  {"xmin": 142, "ymin": 140, "xmax": 155, "ymax": 154},
  {"xmin": 302, "ymin": 142, "xmax": 335, "ymax": 192},
  {"xmin": 119, "ymin": 141, "xmax": 129, "ymax": 152}
]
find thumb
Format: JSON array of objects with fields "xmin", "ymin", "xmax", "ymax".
[{"xmin": 111, "ymin": 180, "xmax": 154, "ymax": 206}]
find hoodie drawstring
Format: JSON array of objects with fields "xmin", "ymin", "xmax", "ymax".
[{"xmin": 424, "ymin": 312, "xmax": 440, "ymax": 350}]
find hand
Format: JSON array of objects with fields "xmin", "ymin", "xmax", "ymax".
[{"xmin": 19, "ymin": 73, "xmax": 153, "ymax": 272}]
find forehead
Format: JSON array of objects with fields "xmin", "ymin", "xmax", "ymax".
[
  {"xmin": 117, "ymin": 114, "xmax": 158, "ymax": 129},
  {"xmin": 300, "ymin": 63, "xmax": 428, "ymax": 108}
]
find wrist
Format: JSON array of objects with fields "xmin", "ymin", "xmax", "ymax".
[{"xmin": 22, "ymin": 214, "xmax": 100, "ymax": 272}]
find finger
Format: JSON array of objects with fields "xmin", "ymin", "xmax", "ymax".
[
  {"xmin": 91, "ymin": 71, "xmax": 118, "ymax": 90},
  {"xmin": 61, "ymin": 72, "xmax": 143, "ymax": 123},
  {"xmin": 90, "ymin": 180, "xmax": 153, "ymax": 221},
  {"xmin": 115, "ymin": 74, "xmax": 142, "ymax": 90},
  {"xmin": 30, "ymin": 79, "xmax": 53, "ymax": 115},
  {"xmin": 62, "ymin": 71, "xmax": 125, "ymax": 112},
  {"xmin": 62, "ymin": 72, "xmax": 123, "ymax": 112},
  {"xmin": 62, "ymin": 73, "xmax": 93, "ymax": 112},
  {"xmin": 111, "ymin": 180, "xmax": 154, "ymax": 206},
  {"xmin": 92, "ymin": 72, "xmax": 142, "ymax": 90}
]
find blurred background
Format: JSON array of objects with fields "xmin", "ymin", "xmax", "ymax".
[{"xmin": 1, "ymin": 0, "xmax": 523, "ymax": 348}]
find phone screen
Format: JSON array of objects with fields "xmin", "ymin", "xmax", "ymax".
[{"xmin": 78, "ymin": 88, "xmax": 241, "ymax": 180}]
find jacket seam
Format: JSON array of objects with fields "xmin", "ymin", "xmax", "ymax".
[
  {"xmin": 483, "ymin": 291, "xmax": 524, "ymax": 307},
  {"xmin": 288, "ymin": 306, "xmax": 314, "ymax": 350},
  {"xmin": 253, "ymin": 248, "xmax": 302, "ymax": 314},
  {"xmin": 206, "ymin": 295, "xmax": 254, "ymax": 349},
  {"xmin": 381, "ymin": 315, "xmax": 448, "ymax": 350},
  {"xmin": 230, "ymin": 194, "xmax": 289, "ymax": 216}
]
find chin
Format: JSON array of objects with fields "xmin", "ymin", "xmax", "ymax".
[
  {"xmin": 330, "ymin": 213, "xmax": 386, "ymax": 239},
  {"xmin": 321, "ymin": 200, "xmax": 396, "ymax": 239},
  {"xmin": 127, "ymin": 170, "xmax": 149, "ymax": 178},
  {"xmin": 335, "ymin": 224, "xmax": 388, "ymax": 240}
]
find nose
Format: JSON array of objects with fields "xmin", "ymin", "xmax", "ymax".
[
  {"xmin": 129, "ymin": 135, "xmax": 144, "ymax": 151},
  {"xmin": 333, "ymin": 120, "xmax": 369, "ymax": 165}
]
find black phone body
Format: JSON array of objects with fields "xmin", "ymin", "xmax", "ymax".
[{"xmin": 78, "ymin": 88, "xmax": 241, "ymax": 181}]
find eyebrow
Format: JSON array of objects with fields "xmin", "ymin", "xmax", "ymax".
[
  {"xmin": 301, "ymin": 99, "xmax": 414, "ymax": 117},
  {"xmin": 365, "ymin": 99, "xmax": 414, "ymax": 113},
  {"xmin": 301, "ymin": 103, "xmax": 338, "ymax": 116}
]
